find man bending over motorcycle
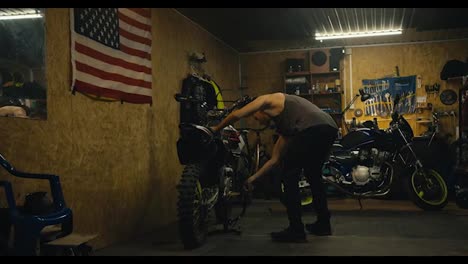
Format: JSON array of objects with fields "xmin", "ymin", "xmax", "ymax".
[{"xmin": 210, "ymin": 92, "xmax": 338, "ymax": 242}]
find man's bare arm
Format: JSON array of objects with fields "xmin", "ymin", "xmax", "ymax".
[
  {"xmin": 212, "ymin": 95, "xmax": 269, "ymax": 132},
  {"xmin": 246, "ymin": 135, "xmax": 287, "ymax": 184}
]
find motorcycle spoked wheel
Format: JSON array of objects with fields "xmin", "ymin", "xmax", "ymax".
[
  {"xmin": 455, "ymin": 188, "xmax": 468, "ymax": 209},
  {"xmin": 214, "ymin": 164, "xmax": 235, "ymax": 231},
  {"xmin": 451, "ymin": 138, "xmax": 468, "ymax": 167},
  {"xmin": 177, "ymin": 164, "xmax": 208, "ymax": 249},
  {"xmin": 406, "ymin": 168, "xmax": 448, "ymax": 210}
]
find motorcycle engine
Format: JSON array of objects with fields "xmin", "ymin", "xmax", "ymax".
[
  {"xmin": 351, "ymin": 165, "xmax": 370, "ymax": 185},
  {"xmin": 351, "ymin": 148, "xmax": 389, "ymax": 185}
]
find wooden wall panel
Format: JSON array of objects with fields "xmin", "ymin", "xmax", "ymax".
[
  {"xmin": 343, "ymin": 41, "xmax": 468, "ymax": 139},
  {"xmin": 240, "ymin": 51, "xmax": 309, "ymax": 152},
  {"xmin": 0, "ymin": 8, "xmax": 240, "ymax": 249},
  {"xmin": 241, "ymin": 40, "xmax": 468, "ymax": 153}
]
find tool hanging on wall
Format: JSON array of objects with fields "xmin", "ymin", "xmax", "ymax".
[
  {"xmin": 425, "ymin": 83, "xmax": 441, "ymax": 99},
  {"xmin": 380, "ymin": 108, "xmax": 388, "ymax": 118},
  {"xmin": 385, "ymin": 93, "xmax": 391, "ymax": 113},
  {"xmin": 354, "ymin": 108, "xmax": 363, "ymax": 117},
  {"xmin": 395, "ymin": 66, "xmax": 400, "ymax": 77},
  {"xmin": 365, "ymin": 100, "xmax": 369, "ymax": 116},
  {"xmin": 440, "ymin": 89, "xmax": 458, "ymax": 105},
  {"xmin": 407, "ymin": 91, "xmax": 415, "ymax": 113}
]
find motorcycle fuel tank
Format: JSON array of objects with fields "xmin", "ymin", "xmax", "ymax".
[{"xmin": 340, "ymin": 128, "xmax": 377, "ymax": 150}]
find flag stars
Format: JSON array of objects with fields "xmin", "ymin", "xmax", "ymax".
[{"xmin": 75, "ymin": 8, "xmax": 122, "ymax": 50}]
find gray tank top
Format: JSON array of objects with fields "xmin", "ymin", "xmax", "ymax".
[{"xmin": 272, "ymin": 94, "xmax": 338, "ymax": 136}]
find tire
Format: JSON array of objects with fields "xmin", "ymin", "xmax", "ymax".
[
  {"xmin": 249, "ymin": 144, "xmax": 261, "ymax": 175},
  {"xmin": 177, "ymin": 164, "xmax": 207, "ymax": 249},
  {"xmin": 251, "ymin": 152, "xmax": 274, "ymax": 200},
  {"xmin": 214, "ymin": 165, "xmax": 233, "ymax": 228},
  {"xmin": 455, "ymin": 188, "xmax": 468, "ymax": 209},
  {"xmin": 451, "ymin": 138, "xmax": 468, "ymax": 167},
  {"xmin": 75, "ymin": 244, "xmax": 93, "ymax": 256},
  {"xmin": 406, "ymin": 168, "xmax": 448, "ymax": 211},
  {"xmin": 412, "ymin": 137, "xmax": 456, "ymax": 190}
]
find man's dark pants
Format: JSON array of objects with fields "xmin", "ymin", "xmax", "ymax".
[{"xmin": 281, "ymin": 124, "xmax": 338, "ymax": 231}]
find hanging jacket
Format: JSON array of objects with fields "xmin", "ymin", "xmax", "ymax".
[
  {"xmin": 179, "ymin": 75, "xmax": 217, "ymax": 125},
  {"xmin": 209, "ymin": 79, "xmax": 224, "ymax": 109}
]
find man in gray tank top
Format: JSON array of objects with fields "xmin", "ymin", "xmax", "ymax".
[{"xmin": 211, "ymin": 93, "xmax": 338, "ymax": 242}]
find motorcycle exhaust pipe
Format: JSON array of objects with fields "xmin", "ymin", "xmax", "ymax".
[
  {"xmin": 322, "ymin": 178, "xmax": 392, "ymax": 199},
  {"xmin": 322, "ymin": 162, "xmax": 395, "ymax": 199}
]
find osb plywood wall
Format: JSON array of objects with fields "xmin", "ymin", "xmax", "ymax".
[
  {"xmin": 0, "ymin": 8, "xmax": 240, "ymax": 249},
  {"xmin": 149, "ymin": 7, "xmax": 240, "ymax": 235},
  {"xmin": 343, "ymin": 41, "xmax": 468, "ymax": 138},
  {"xmin": 241, "ymin": 40, "xmax": 468, "ymax": 152},
  {"xmin": 239, "ymin": 50, "xmax": 310, "ymax": 152}
]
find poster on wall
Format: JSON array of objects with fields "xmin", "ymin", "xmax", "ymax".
[
  {"xmin": 361, "ymin": 75, "xmax": 416, "ymax": 117},
  {"xmin": 0, "ymin": 8, "xmax": 47, "ymax": 119}
]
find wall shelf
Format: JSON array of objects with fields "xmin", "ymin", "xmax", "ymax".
[
  {"xmin": 283, "ymin": 49, "xmax": 344, "ymax": 129},
  {"xmin": 311, "ymin": 71, "xmax": 341, "ymax": 75},
  {"xmin": 285, "ymin": 71, "xmax": 311, "ymax": 77},
  {"xmin": 312, "ymin": 92, "xmax": 343, "ymax": 96},
  {"xmin": 285, "ymin": 71, "xmax": 341, "ymax": 77}
]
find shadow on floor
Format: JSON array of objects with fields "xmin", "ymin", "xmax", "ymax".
[{"xmin": 96, "ymin": 198, "xmax": 468, "ymax": 256}]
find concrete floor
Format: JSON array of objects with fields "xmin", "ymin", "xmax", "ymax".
[{"xmin": 96, "ymin": 198, "xmax": 468, "ymax": 256}]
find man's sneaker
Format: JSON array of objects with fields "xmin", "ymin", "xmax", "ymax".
[
  {"xmin": 305, "ymin": 221, "xmax": 332, "ymax": 236},
  {"xmin": 270, "ymin": 227, "xmax": 307, "ymax": 243}
]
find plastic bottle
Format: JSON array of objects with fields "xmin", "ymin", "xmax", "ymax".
[{"xmin": 295, "ymin": 87, "xmax": 300, "ymax": 95}]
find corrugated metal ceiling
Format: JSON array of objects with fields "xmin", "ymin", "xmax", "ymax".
[
  {"xmin": 0, "ymin": 8, "xmax": 42, "ymax": 17},
  {"xmin": 176, "ymin": 8, "xmax": 468, "ymax": 52}
]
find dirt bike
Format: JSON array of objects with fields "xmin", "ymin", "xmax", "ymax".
[{"xmin": 174, "ymin": 94, "xmax": 254, "ymax": 249}]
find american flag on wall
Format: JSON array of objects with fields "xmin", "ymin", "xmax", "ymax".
[{"xmin": 71, "ymin": 8, "xmax": 152, "ymax": 104}]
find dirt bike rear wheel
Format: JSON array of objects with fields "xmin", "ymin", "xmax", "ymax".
[
  {"xmin": 406, "ymin": 168, "xmax": 448, "ymax": 211},
  {"xmin": 177, "ymin": 164, "xmax": 207, "ymax": 249}
]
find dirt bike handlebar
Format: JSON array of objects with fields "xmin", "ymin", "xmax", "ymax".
[
  {"xmin": 174, "ymin": 94, "xmax": 204, "ymax": 103},
  {"xmin": 235, "ymin": 125, "xmax": 269, "ymax": 133}
]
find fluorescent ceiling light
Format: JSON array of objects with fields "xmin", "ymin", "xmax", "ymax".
[
  {"xmin": 0, "ymin": 14, "xmax": 43, "ymax": 20},
  {"xmin": 316, "ymin": 29, "xmax": 402, "ymax": 40}
]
